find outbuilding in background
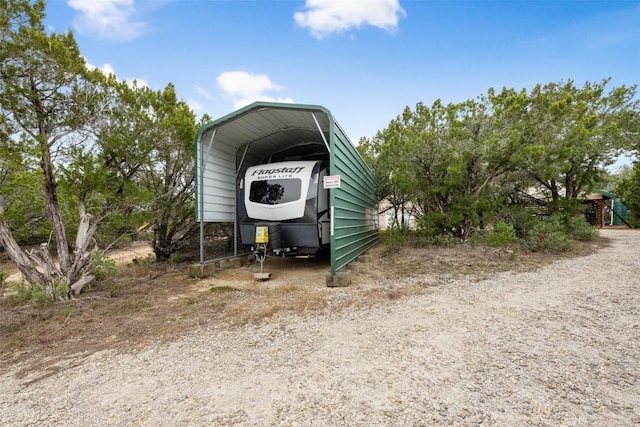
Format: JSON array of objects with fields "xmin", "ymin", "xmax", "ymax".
[
  {"xmin": 194, "ymin": 102, "xmax": 379, "ymax": 283},
  {"xmin": 583, "ymin": 189, "xmax": 631, "ymax": 228}
]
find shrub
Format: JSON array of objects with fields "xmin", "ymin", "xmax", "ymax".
[
  {"xmin": 380, "ymin": 226, "xmax": 410, "ymax": 248},
  {"xmin": 497, "ymin": 204, "xmax": 540, "ymax": 239},
  {"xmin": 12, "ymin": 279, "xmax": 70, "ymax": 304},
  {"xmin": 428, "ymin": 233, "xmax": 456, "ymax": 246},
  {"xmin": 522, "ymin": 214, "xmax": 575, "ymax": 252},
  {"xmin": 486, "ymin": 220, "xmax": 518, "ymax": 247},
  {"xmin": 14, "ymin": 282, "xmax": 51, "ymax": 304},
  {"xmin": 53, "ymin": 280, "xmax": 69, "ymax": 300},
  {"xmin": 537, "ymin": 231, "xmax": 574, "ymax": 252},
  {"xmin": 91, "ymin": 253, "xmax": 118, "ymax": 281},
  {"xmin": 566, "ymin": 216, "xmax": 597, "ymax": 241}
]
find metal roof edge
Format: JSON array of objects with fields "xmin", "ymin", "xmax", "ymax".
[
  {"xmin": 195, "ymin": 102, "xmax": 334, "ymax": 137},
  {"xmin": 590, "ymin": 189, "xmax": 618, "ymax": 199}
]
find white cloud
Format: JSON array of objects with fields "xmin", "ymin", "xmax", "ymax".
[
  {"xmin": 217, "ymin": 71, "xmax": 294, "ymax": 109},
  {"xmin": 84, "ymin": 58, "xmax": 117, "ymax": 77},
  {"xmin": 217, "ymin": 71, "xmax": 284, "ymax": 99},
  {"xmin": 186, "ymin": 99, "xmax": 203, "ymax": 113},
  {"xmin": 101, "ymin": 63, "xmax": 117, "ymax": 77},
  {"xmin": 194, "ymin": 85, "xmax": 213, "ymax": 100},
  {"xmin": 294, "ymin": 0, "xmax": 405, "ymax": 39},
  {"xmin": 67, "ymin": 0, "xmax": 146, "ymax": 41},
  {"xmin": 124, "ymin": 78, "xmax": 149, "ymax": 89},
  {"xmin": 84, "ymin": 57, "xmax": 148, "ymax": 88},
  {"xmin": 232, "ymin": 95, "xmax": 296, "ymax": 110}
]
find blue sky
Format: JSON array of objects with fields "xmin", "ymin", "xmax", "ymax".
[{"xmin": 43, "ymin": 0, "xmax": 639, "ymax": 143}]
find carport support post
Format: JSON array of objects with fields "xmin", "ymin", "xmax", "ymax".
[
  {"xmin": 234, "ymin": 143, "xmax": 252, "ymax": 257},
  {"xmin": 199, "ymin": 127, "xmax": 216, "ymax": 265},
  {"xmin": 312, "ymin": 112, "xmax": 330, "ymax": 152},
  {"xmin": 312, "ymin": 110, "xmax": 335, "ymax": 277}
]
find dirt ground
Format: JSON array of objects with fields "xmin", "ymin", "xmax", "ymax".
[{"xmin": 0, "ymin": 235, "xmax": 609, "ymax": 377}]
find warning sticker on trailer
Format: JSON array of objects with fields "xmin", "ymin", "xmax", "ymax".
[{"xmin": 323, "ymin": 175, "xmax": 341, "ymax": 189}]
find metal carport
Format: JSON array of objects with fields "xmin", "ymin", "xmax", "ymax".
[{"xmin": 195, "ymin": 102, "xmax": 378, "ymax": 276}]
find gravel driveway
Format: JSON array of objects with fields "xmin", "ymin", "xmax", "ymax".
[{"xmin": 2, "ymin": 229, "xmax": 639, "ymax": 426}]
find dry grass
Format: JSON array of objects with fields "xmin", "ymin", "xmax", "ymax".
[{"xmin": 0, "ymin": 235, "xmax": 609, "ymax": 376}]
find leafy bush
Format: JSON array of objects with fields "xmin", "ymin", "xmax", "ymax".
[
  {"xmin": 566, "ymin": 216, "xmax": 597, "ymax": 241},
  {"xmin": 91, "ymin": 253, "xmax": 118, "ymax": 281},
  {"xmin": 522, "ymin": 214, "xmax": 574, "ymax": 252},
  {"xmin": 379, "ymin": 226, "xmax": 433, "ymax": 254},
  {"xmin": 536, "ymin": 231, "xmax": 574, "ymax": 252},
  {"xmin": 486, "ymin": 220, "xmax": 518, "ymax": 247},
  {"xmin": 12, "ymin": 279, "xmax": 70, "ymax": 304},
  {"xmin": 417, "ymin": 212, "xmax": 468, "ymax": 244},
  {"xmin": 28, "ymin": 284, "xmax": 51, "ymax": 304},
  {"xmin": 380, "ymin": 226, "xmax": 410, "ymax": 248},
  {"xmin": 428, "ymin": 233, "xmax": 456, "ymax": 246},
  {"xmin": 53, "ymin": 280, "xmax": 69, "ymax": 300},
  {"xmin": 495, "ymin": 204, "xmax": 540, "ymax": 239}
]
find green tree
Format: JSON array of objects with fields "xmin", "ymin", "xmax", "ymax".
[
  {"xmin": 138, "ymin": 84, "xmax": 199, "ymax": 261},
  {"xmin": 616, "ymin": 163, "xmax": 640, "ymax": 226},
  {"xmin": 368, "ymin": 79, "xmax": 640, "ymax": 242},
  {"xmin": 377, "ymin": 98, "xmax": 521, "ymax": 241},
  {"xmin": 0, "ymin": 150, "xmax": 49, "ymax": 244},
  {"xmin": 520, "ymin": 79, "xmax": 639, "ymax": 203},
  {"xmin": 0, "ymin": 0, "xmax": 148, "ymax": 298},
  {"xmin": 94, "ymin": 81, "xmax": 204, "ymax": 261},
  {"xmin": 358, "ymin": 131, "xmax": 417, "ymax": 230}
]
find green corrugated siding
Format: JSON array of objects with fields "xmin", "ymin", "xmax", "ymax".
[
  {"xmin": 330, "ymin": 120, "xmax": 378, "ymax": 274},
  {"xmin": 613, "ymin": 199, "xmax": 629, "ymax": 225}
]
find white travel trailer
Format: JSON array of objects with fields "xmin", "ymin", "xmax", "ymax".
[{"xmin": 238, "ymin": 160, "xmax": 330, "ymax": 257}]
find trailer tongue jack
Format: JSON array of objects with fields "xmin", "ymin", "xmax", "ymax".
[{"xmin": 253, "ymin": 225, "xmax": 271, "ymax": 281}]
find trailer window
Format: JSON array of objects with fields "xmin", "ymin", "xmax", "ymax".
[{"xmin": 249, "ymin": 179, "xmax": 302, "ymax": 205}]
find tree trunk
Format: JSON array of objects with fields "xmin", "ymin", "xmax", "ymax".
[
  {"xmin": 26, "ymin": 243, "xmax": 64, "ymax": 298},
  {"xmin": 70, "ymin": 273, "xmax": 95, "ymax": 295},
  {"xmin": 0, "ymin": 201, "xmax": 99, "ymax": 298},
  {"xmin": 41, "ymin": 149, "xmax": 71, "ymax": 272},
  {"xmin": 461, "ymin": 216, "xmax": 472, "ymax": 242},
  {"xmin": 550, "ymin": 180, "xmax": 560, "ymax": 201},
  {"xmin": 66, "ymin": 200, "xmax": 100, "ymax": 295},
  {"xmin": 565, "ymin": 165, "xmax": 576, "ymax": 199},
  {"xmin": 0, "ymin": 220, "xmax": 46, "ymax": 285}
]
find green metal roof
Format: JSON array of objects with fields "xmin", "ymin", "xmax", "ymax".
[{"xmin": 592, "ymin": 189, "xmax": 617, "ymax": 199}]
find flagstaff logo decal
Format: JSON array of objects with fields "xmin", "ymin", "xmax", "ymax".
[{"xmin": 251, "ymin": 166, "xmax": 305, "ymax": 180}]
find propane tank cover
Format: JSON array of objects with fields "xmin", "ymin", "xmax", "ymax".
[{"xmin": 255, "ymin": 226, "xmax": 269, "ymax": 244}]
